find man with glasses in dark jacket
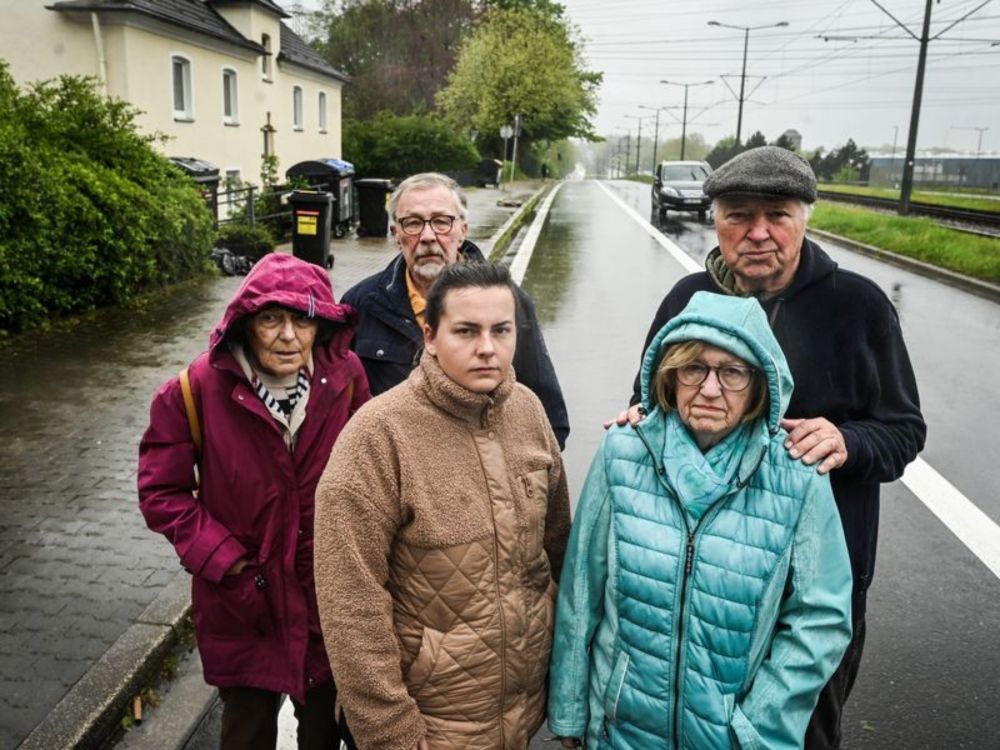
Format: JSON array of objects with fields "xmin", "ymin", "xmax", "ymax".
[{"xmin": 342, "ymin": 172, "xmax": 569, "ymax": 448}]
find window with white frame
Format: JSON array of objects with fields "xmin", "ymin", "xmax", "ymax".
[
  {"xmin": 222, "ymin": 68, "xmax": 239, "ymax": 124},
  {"xmin": 318, "ymin": 91, "xmax": 327, "ymax": 132},
  {"xmin": 293, "ymin": 86, "xmax": 303, "ymax": 130},
  {"xmin": 261, "ymin": 34, "xmax": 272, "ymax": 79},
  {"xmin": 172, "ymin": 55, "xmax": 193, "ymax": 120}
]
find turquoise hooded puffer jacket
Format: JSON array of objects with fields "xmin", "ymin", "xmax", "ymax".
[{"xmin": 548, "ymin": 292, "xmax": 852, "ymax": 750}]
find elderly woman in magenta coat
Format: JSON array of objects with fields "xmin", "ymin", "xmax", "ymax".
[
  {"xmin": 138, "ymin": 253, "xmax": 370, "ymax": 749},
  {"xmin": 548, "ymin": 292, "xmax": 852, "ymax": 750}
]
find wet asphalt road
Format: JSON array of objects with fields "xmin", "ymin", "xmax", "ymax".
[{"xmin": 525, "ymin": 180, "xmax": 1000, "ymax": 749}]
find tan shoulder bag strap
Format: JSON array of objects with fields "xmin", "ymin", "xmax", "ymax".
[{"xmin": 179, "ymin": 368, "xmax": 203, "ymax": 456}]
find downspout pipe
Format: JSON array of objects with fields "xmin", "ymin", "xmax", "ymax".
[{"xmin": 90, "ymin": 12, "xmax": 108, "ymax": 95}]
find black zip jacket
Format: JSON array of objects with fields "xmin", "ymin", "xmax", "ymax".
[
  {"xmin": 631, "ymin": 238, "xmax": 926, "ymax": 616},
  {"xmin": 342, "ymin": 240, "xmax": 570, "ymax": 449}
]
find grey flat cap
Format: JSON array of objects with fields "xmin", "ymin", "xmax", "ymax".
[{"xmin": 704, "ymin": 146, "xmax": 817, "ymax": 203}]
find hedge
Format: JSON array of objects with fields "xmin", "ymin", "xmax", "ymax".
[{"xmin": 0, "ymin": 64, "xmax": 214, "ymax": 334}]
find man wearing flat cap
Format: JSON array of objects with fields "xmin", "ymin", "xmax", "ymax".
[{"xmin": 616, "ymin": 145, "xmax": 926, "ymax": 748}]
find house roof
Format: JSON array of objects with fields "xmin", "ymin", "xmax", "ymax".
[
  {"xmin": 208, "ymin": 0, "xmax": 290, "ymax": 19},
  {"xmin": 48, "ymin": 1, "xmax": 348, "ymax": 82},
  {"xmin": 48, "ymin": 0, "xmax": 265, "ymax": 53},
  {"xmin": 279, "ymin": 23, "xmax": 349, "ymax": 83}
]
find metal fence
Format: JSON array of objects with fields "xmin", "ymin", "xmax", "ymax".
[{"xmin": 216, "ymin": 181, "xmax": 331, "ymax": 229}]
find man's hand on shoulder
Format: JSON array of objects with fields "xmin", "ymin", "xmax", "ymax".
[
  {"xmin": 780, "ymin": 417, "xmax": 848, "ymax": 475},
  {"xmin": 603, "ymin": 404, "xmax": 646, "ymax": 430}
]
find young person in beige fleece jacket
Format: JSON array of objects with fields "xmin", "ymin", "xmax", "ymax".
[{"xmin": 315, "ymin": 262, "xmax": 571, "ymax": 750}]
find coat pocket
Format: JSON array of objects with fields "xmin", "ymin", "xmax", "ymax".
[
  {"xmin": 518, "ymin": 467, "xmax": 550, "ymax": 558},
  {"xmin": 404, "ymin": 625, "xmax": 443, "ymax": 693},
  {"xmin": 602, "ymin": 650, "xmax": 631, "ymax": 724},
  {"xmin": 212, "ymin": 564, "xmax": 275, "ymax": 636}
]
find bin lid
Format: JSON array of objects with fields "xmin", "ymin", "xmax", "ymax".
[
  {"xmin": 286, "ymin": 158, "xmax": 356, "ymax": 179},
  {"xmin": 168, "ymin": 156, "xmax": 220, "ymax": 177},
  {"xmin": 354, "ymin": 178, "xmax": 395, "ymax": 189}
]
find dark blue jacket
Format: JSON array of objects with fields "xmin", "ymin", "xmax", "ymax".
[
  {"xmin": 631, "ymin": 239, "xmax": 926, "ymax": 618},
  {"xmin": 342, "ymin": 241, "xmax": 570, "ymax": 449}
]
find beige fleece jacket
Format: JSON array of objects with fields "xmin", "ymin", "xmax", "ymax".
[{"xmin": 314, "ymin": 352, "xmax": 570, "ymax": 750}]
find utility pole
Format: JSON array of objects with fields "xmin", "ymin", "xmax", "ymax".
[
  {"xmin": 954, "ymin": 126, "xmax": 990, "ymax": 158},
  {"xmin": 708, "ymin": 20, "xmax": 788, "ymax": 145},
  {"xmin": 639, "ymin": 105, "xmax": 676, "ymax": 169},
  {"xmin": 899, "ymin": 0, "xmax": 932, "ymax": 215},
  {"xmin": 660, "ymin": 80, "xmax": 714, "ymax": 159},
  {"xmin": 625, "ymin": 113, "xmax": 653, "ymax": 174},
  {"xmin": 820, "ymin": 0, "xmax": 992, "ymax": 214}
]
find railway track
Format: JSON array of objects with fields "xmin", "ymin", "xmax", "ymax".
[{"xmin": 817, "ymin": 190, "xmax": 1000, "ymax": 231}]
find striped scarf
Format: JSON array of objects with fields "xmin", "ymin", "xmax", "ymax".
[{"xmin": 251, "ymin": 369, "xmax": 310, "ymax": 424}]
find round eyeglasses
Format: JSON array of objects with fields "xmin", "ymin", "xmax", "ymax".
[
  {"xmin": 397, "ymin": 214, "xmax": 457, "ymax": 236},
  {"xmin": 676, "ymin": 362, "xmax": 755, "ymax": 391}
]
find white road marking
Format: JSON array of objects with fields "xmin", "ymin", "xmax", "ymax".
[
  {"xmin": 902, "ymin": 457, "xmax": 1000, "ymax": 579},
  {"xmin": 508, "ymin": 182, "xmax": 564, "ymax": 284},
  {"xmin": 595, "ymin": 180, "xmax": 700, "ymax": 273},
  {"xmin": 599, "ymin": 179, "xmax": 1000, "ymax": 581}
]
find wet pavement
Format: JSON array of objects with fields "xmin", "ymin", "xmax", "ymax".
[
  {"xmin": 8, "ymin": 177, "xmax": 1000, "ymax": 749},
  {"xmin": 0, "ymin": 183, "xmax": 534, "ymax": 749},
  {"xmin": 534, "ymin": 180, "xmax": 1000, "ymax": 749}
]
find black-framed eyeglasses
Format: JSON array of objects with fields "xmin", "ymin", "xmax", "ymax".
[
  {"xmin": 397, "ymin": 214, "xmax": 457, "ymax": 236},
  {"xmin": 676, "ymin": 362, "xmax": 755, "ymax": 391}
]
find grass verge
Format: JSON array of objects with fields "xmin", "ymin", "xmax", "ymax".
[
  {"xmin": 811, "ymin": 202, "xmax": 1000, "ymax": 283},
  {"xmin": 818, "ymin": 183, "xmax": 1000, "ymax": 213}
]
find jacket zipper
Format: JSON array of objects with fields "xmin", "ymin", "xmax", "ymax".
[
  {"xmin": 490, "ymin": 497, "xmax": 507, "ymax": 748},
  {"xmin": 672, "ymin": 530, "xmax": 695, "ymax": 747},
  {"xmin": 633, "ymin": 424, "xmax": 727, "ymax": 748}
]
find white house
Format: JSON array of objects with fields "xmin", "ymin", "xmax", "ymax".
[{"xmin": 1, "ymin": 0, "xmax": 348, "ymax": 186}]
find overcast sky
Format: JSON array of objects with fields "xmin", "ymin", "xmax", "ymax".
[{"xmin": 290, "ymin": 0, "xmax": 1000, "ymax": 154}]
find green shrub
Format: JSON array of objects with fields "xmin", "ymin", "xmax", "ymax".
[
  {"xmin": 0, "ymin": 64, "xmax": 213, "ymax": 334},
  {"xmin": 343, "ymin": 112, "xmax": 479, "ymax": 179},
  {"xmin": 216, "ymin": 223, "xmax": 275, "ymax": 262}
]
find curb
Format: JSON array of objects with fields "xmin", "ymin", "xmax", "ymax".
[
  {"xmin": 483, "ymin": 184, "xmax": 551, "ymax": 261},
  {"xmin": 18, "ymin": 572, "xmax": 193, "ymax": 750},
  {"xmin": 807, "ymin": 228, "xmax": 1000, "ymax": 304}
]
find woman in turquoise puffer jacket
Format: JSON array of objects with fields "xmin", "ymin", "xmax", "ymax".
[{"xmin": 548, "ymin": 291, "xmax": 852, "ymax": 750}]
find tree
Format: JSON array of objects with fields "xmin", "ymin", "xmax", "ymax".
[
  {"xmin": 705, "ymin": 136, "xmax": 743, "ymax": 169},
  {"xmin": 316, "ymin": 0, "xmax": 478, "ymax": 120},
  {"xmin": 772, "ymin": 133, "xmax": 797, "ymax": 151},
  {"xmin": 745, "ymin": 131, "xmax": 767, "ymax": 149},
  {"xmin": 436, "ymin": 7, "xmax": 601, "ymax": 151},
  {"xmin": 0, "ymin": 66, "xmax": 212, "ymax": 333},
  {"xmin": 343, "ymin": 112, "xmax": 479, "ymax": 178}
]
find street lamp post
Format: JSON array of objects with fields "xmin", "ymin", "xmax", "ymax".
[
  {"xmin": 625, "ymin": 114, "xmax": 653, "ymax": 175},
  {"xmin": 659, "ymin": 80, "xmax": 714, "ymax": 160},
  {"xmin": 639, "ymin": 105, "xmax": 681, "ymax": 168},
  {"xmin": 707, "ymin": 20, "xmax": 788, "ymax": 144}
]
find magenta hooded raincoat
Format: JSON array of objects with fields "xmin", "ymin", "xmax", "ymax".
[{"xmin": 138, "ymin": 253, "xmax": 370, "ymax": 700}]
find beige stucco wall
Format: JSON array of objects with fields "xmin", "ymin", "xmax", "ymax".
[
  {"xmin": 2, "ymin": 1, "xmax": 343, "ymax": 187},
  {"xmin": 1, "ymin": 0, "xmax": 101, "ymax": 84}
]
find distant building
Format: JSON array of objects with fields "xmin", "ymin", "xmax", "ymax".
[
  {"xmin": 2, "ymin": 0, "xmax": 348, "ymax": 186},
  {"xmin": 781, "ymin": 129, "xmax": 802, "ymax": 151},
  {"xmin": 868, "ymin": 153, "xmax": 1000, "ymax": 190}
]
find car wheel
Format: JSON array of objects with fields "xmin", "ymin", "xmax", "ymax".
[{"xmin": 698, "ymin": 210, "xmax": 707, "ymax": 222}]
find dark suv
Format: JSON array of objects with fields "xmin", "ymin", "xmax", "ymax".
[{"xmin": 651, "ymin": 160, "xmax": 713, "ymax": 221}]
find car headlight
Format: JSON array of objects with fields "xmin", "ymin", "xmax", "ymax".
[{"xmin": 660, "ymin": 186, "xmax": 679, "ymax": 197}]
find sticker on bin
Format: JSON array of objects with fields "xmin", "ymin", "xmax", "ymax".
[{"xmin": 296, "ymin": 210, "xmax": 319, "ymax": 236}]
